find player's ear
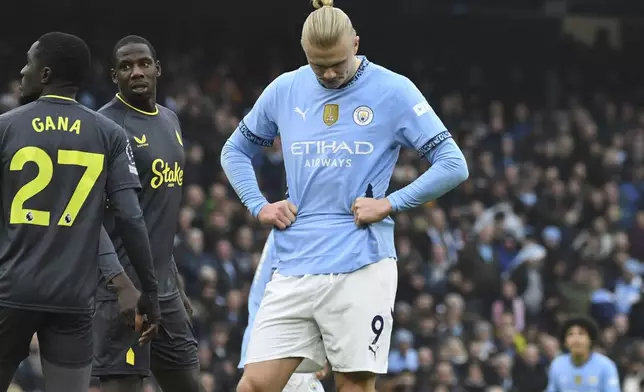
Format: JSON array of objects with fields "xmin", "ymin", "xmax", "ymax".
[
  {"xmin": 110, "ymin": 68, "xmax": 117, "ymax": 85},
  {"xmin": 155, "ymin": 61, "xmax": 162, "ymax": 78},
  {"xmin": 40, "ymin": 66, "xmax": 52, "ymax": 84},
  {"xmin": 353, "ymin": 34, "xmax": 360, "ymax": 55}
]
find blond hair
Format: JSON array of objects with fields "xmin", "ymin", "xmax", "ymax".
[{"xmin": 301, "ymin": 0, "xmax": 354, "ymax": 48}]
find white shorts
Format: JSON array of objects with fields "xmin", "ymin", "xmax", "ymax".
[
  {"xmin": 246, "ymin": 257, "xmax": 397, "ymax": 374},
  {"xmin": 284, "ymin": 373, "xmax": 325, "ymax": 392}
]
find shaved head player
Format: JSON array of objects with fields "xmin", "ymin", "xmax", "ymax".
[
  {"xmin": 0, "ymin": 32, "xmax": 159, "ymax": 392},
  {"xmin": 92, "ymin": 35, "xmax": 200, "ymax": 392}
]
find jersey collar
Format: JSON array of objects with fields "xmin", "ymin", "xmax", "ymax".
[
  {"xmin": 39, "ymin": 94, "xmax": 77, "ymax": 103},
  {"xmin": 115, "ymin": 93, "xmax": 159, "ymax": 116}
]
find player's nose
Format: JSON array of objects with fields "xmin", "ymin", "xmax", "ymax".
[
  {"xmin": 323, "ymin": 69, "xmax": 337, "ymax": 80},
  {"xmin": 130, "ymin": 65, "xmax": 145, "ymax": 78}
]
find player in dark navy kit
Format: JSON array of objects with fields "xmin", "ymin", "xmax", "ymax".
[
  {"xmin": 92, "ymin": 35, "xmax": 200, "ymax": 392},
  {"xmin": 0, "ymin": 32, "xmax": 160, "ymax": 392}
]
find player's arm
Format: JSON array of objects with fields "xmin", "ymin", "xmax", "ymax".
[
  {"xmin": 220, "ymin": 75, "xmax": 296, "ymax": 229},
  {"xmin": 546, "ymin": 360, "xmax": 559, "ymax": 392},
  {"xmin": 104, "ymin": 123, "xmax": 160, "ymax": 324},
  {"xmin": 98, "ymin": 225, "xmax": 138, "ymax": 295},
  {"xmin": 170, "ymin": 255, "xmax": 193, "ymax": 317},
  {"xmin": 601, "ymin": 359, "xmax": 621, "ymax": 392},
  {"xmin": 97, "ymin": 225, "xmax": 140, "ymax": 326},
  {"xmin": 387, "ymin": 78, "xmax": 469, "ymax": 212},
  {"xmin": 97, "ymin": 225, "xmax": 125, "ymax": 283}
]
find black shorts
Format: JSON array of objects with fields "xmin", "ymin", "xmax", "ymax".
[
  {"xmin": 92, "ymin": 295, "xmax": 198, "ymax": 378},
  {"xmin": 0, "ymin": 306, "xmax": 92, "ymax": 368}
]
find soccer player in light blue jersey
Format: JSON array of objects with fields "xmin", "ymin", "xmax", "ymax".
[
  {"xmin": 221, "ymin": 0, "xmax": 468, "ymax": 391},
  {"xmin": 547, "ymin": 316, "xmax": 621, "ymax": 392},
  {"xmin": 238, "ymin": 231, "xmax": 327, "ymax": 392}
]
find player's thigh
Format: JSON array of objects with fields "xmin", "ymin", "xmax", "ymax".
[
  {"xmin": 246, "ymin": 273, "xmax": 325, "ymax": 371},
  {"xmin": 38, "ymin": 311, "xmax": 93, "ymax": 368},
  {"xmin": 153, "ymin": 368, "xmax": 201, "ymax": 392},
  {"xmin": 333, "ymin": 372, "xmax": 376, "ymax": 392},
  {"xmin": 315, "ymin": 257, "xmax": 397, "ymax": 374},
  {"xmin": 0, "ymin": 306, "xmax": 42, "ymax": 366},
  {"xmin": 240, "ymin": 358, "xmax": 304, "ymax": 392},
  {"xmin": 91, "ymin": 299, "xmax": 151, "ymax": 378},
  {"xmin": 99, "ymin": 376, "xmax": 145, "ymax": 392},
  {"xmin": 150, "ymin": 295, "xmax": 199, "ymax": 371},
  {"xmin": 41, "ymin": 357, "xmax": 93, "ymax": 392},
  {"xmin": 284, "ymin": 373, "xmax": 325, "ymax": 392}
]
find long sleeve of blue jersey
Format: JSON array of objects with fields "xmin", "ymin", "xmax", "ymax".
[
  {"xmin": 221, "ymin": 77, "xmax": 281, "ymax": 217},
  {"xmin": 386, "ymin": 138, "xmax": 468, "ymax": 212},
  {"xmin": 221, "ymin": 135, "xmax": 269, "ymax": 217},
  {"xmin": 386, "ymin": 78, "xmax": 468, "ymax": 212}
]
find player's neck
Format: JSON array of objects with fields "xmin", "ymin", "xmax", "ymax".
[
  {"xmin": 334, "ymin": 56, "xmax": 362, "ymax": 90},
  {"xmin": 41, "ymin": 86, "xmax": 77, "ymax": 101},
  {"xmin": 571, "ymin": 351, "xmax": 591, "ymax": 366},
  {"xmin": 128, "ymin": 97, "xmax": 156, "ymax": 113},
  {"xmin": 349, "ymin": 55, "xmax": 361, "ymax": 80}
]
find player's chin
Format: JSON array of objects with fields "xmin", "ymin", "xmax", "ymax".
[
  {"xmin": 319, "ymin": 79, "xmax": 341, "ymax": 89},
  {"xmin": 569, "ymin": 346, "xmax": 585, "ymax": 354}
]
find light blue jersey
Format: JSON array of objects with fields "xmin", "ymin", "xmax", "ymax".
[
  {"xmin": 222, "ymin": 57, "xmax": 468, "ymax": 276},
  {"xmin": 547, "ymin": 353, "xmax": 621, "ymax": 392},
  {"xmin": 238, "ymin": 231, "xmax": 276, "ymax": 368}
]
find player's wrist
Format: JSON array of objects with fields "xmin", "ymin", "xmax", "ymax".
[
  {"xmin": 111, "ymin": 272, "xmax": 137, "ymax": 293},
  {"xmin": 385, "ymin": 195, "xmax": 399, "ymax": 213},
  {"xmin": 382, "ymin": 198, "xmax": 393, "ymax": 215},
  {"xmin": 251, "ymin": 200, "xmax": 270, "ymax": 218},
  {"xmin": 138, "ymin": 291, "xmax": 161, "ymax": 318}
]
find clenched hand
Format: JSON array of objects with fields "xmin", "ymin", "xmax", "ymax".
[
  {"xmin": 258, "ymin": 200, "xmax": 297, "ymax": 230},
  {"xmin": 351, "ymin": 197, "xmax": 392, "ymax": 226}
]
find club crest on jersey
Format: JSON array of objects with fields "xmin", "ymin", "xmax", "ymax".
[
  {"xmin": 323, "ymin": 104, "xmax": 339, "ymax": 126},
  {"xmin": 574, "ymin": 375, "xmax": 582, "ymax": 385},
  {"xmin": 353, "ymin": 106, "xmax": 373, "ymax": 126}
]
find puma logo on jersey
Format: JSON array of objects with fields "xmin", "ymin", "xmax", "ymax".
[
  {"xmin": 295, "ymin": 107, "xmax": 309, "ymax": 121},
  {"xmin": 133, "ymin": 135, "xmax": 148, "ymax": 147}
]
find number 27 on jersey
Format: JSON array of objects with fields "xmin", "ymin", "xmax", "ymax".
[{"xmin": 9, "ymin": 146, "xmax": 104, "ymax": 226}]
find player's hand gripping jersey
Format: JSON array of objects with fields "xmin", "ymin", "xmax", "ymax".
[
  {"xmin": 222, "ymin": 58, "xmax": 468, "ymax": 276},
  {"xmin": 222, "ymin": 58, "xmax": 468, "ymax": 375}
]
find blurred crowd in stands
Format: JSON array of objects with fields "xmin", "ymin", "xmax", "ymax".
[{"xmin": 4, "ymin": 22, "xmax": 644, "ymax": 392}]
